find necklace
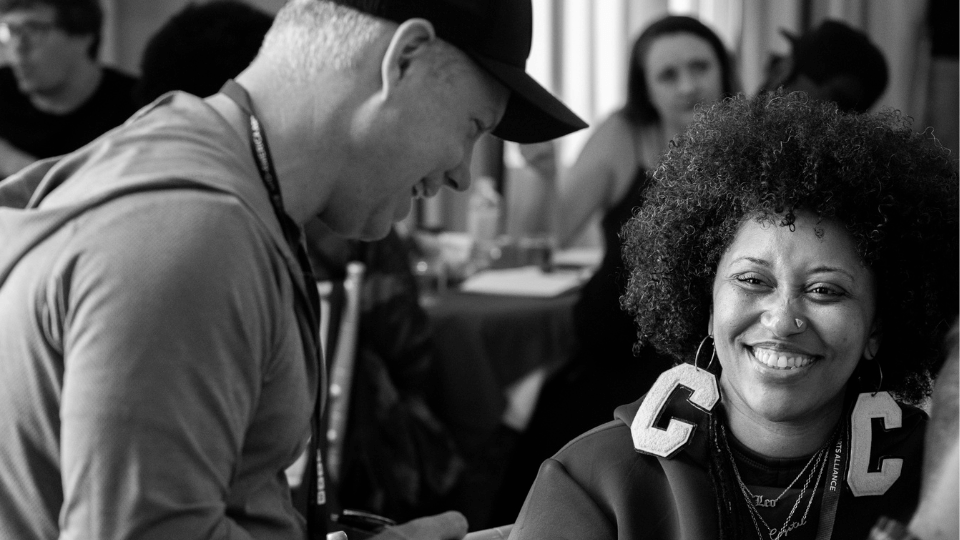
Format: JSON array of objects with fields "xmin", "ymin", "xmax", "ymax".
[
  {"xmin": 720, "ymin": 424, "xmax": 832, "ymax": 540},
  {"xmin": 743, "ymin": 439, "xmax": 827, "ymax": 509}
]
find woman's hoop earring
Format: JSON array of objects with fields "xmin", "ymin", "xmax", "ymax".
[
  {"xmin": 694, "ymin": 335, "xmax": 717, "ymax": 372},
  {"xmin": 871, "ymin": 361, "xmax": 883, "ymax": 396}
]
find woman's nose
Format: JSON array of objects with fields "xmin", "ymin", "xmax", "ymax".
[
  {"xmin": 677, "ymin": 70, "xmax": 697, "ymax": 95},
  {"xmin": 760, "ymin": 298, "xmax": 806, "ymax": 336}
]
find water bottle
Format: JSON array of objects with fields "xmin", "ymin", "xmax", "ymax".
[{"xmin": 467, "ymin": 176, "xmax": 502, "ymax": 242}]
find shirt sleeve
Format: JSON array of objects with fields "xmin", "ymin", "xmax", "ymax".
[
  {"xmin": 57, "ymin": 192, "xmax": 279, "ymax": 540},
  {"xmin": 510, "ymin": 458, "xmax": 615, "ymax": 540}
]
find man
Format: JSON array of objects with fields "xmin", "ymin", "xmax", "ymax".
[
  {"xmin": 133, "ymin": 0, "xmax": 274, "ymax": 106},
  {"xmin": 0, "ymin": 0, "xmax": 137, "ymax": 177},
  {"xmin": 0, "ymin": 1, "xmax": 585, "ymax": 539},
  {"xmin": 757, "ymin": 19, "xmax": 888, "ymax": 113}
]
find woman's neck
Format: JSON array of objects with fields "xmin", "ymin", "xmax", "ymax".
[
  {"xmin": 638, "ymin": 122, "xmax": 668, "ymax": 169},
  {"xmin": 661, "ymin": 118, "xmax": 688, "ymax": 145},
  {"xmin": 722, "ymin": 393, "xmax": 845, "ymax": 459}
]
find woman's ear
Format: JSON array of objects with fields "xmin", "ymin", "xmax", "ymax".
[
  {"xmin": 380, "ymin": 18, "xmax": 436, "ymax": 97},
  {"xmin": 707, "ymin": 311, "xmax": 714, "ymax": 337}
]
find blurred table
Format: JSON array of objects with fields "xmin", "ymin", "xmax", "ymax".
[
  {"xmin": 424, "ymin": 287, "xmax": 579, "ymax": 455},
  {"xmin": 419, "ymin": 248, "xmax": 599, "ymax": 529}
]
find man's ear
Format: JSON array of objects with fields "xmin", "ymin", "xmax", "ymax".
[{"xmin": 380, "ymin": 18, "xmax": 436, "ymax": 97}]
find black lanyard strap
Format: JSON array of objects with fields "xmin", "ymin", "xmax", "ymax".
[
  {"xmin": 219, "ymin": 79, "xmax": 328, "ymax": 539},
  {"xmin": 220, "ymin": 80, "xmax": 287, "ymax": 224}
]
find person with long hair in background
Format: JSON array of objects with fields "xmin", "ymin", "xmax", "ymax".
[{"xmin": 494, "ymin": 15, "xmax": 737, "ymax": 523}]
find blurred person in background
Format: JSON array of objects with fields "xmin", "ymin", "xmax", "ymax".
[
  {"xmin": 134, "ymin": 0, "xmax": 273, "ymax": 106},
  {"xmin": 757, "ymin": 19, "xmax": 888, "ymax": 113},
  {"xmin": 0, "ymin": 0, "xmax": 137, "ymax": 178},
  {"xmin": 493, "ymin": 14, "xmax": 737, "ymax": 524},
  {"xmin": 302, "ymin": 219, "xmax": 464, "ymax": 524}
]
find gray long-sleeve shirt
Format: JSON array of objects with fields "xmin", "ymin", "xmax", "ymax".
[{"xmin": 0, "ymin": 92, "xmax": 319, "ymax": 539}]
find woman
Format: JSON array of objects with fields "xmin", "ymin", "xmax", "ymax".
[
  {"xmin": 509, "ymin": 92, "xmax": 958, "ymax": 539},
  {"xmin": 493, "ymin": 16, "xmax": 736, "ymax": 522}
]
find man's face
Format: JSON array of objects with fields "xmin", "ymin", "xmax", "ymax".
[
  {"xmin": 0, "ymin": 4, "xmax": 94, "ymax": 96},
  {"xmin": 324, "ymin": 44, "xmax": 509, "ymax": 241}
]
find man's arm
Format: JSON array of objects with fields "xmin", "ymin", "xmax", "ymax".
[{"xmin": 59, "ymin": 193, "xmax": 278, "ymax": 539}]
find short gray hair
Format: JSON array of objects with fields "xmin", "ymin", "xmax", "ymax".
[{"xmin": 258, "ymin": 0, "xmax": 387, "ymax": 82}]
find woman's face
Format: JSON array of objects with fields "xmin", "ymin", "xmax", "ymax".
[
  {"xmin": 643, "ymin": 32, "xmax": 724, "ymax": 132},
  {"xmin": 709, "ymin": 210, "xmax": 880, "ymax": 425}
]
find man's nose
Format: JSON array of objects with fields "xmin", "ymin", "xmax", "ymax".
[{"xmin": 445, "ymin": 145, "xmax": 475, "ymax": 192}]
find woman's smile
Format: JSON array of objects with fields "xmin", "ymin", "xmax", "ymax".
[{"xmin": 749, "ymin": 345, "xmax": 817, "ymax": 370}]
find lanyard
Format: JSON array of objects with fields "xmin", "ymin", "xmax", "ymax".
[
  {"xmin": 814, "ymin": 412, "xmax": 848, "ymax": 540},
  {"xmin": 219, "ymin": 79, "xmax": 328, "ymax": 539},
  {"xmin": 220, "ymin": 80, "xmax": 294, "ymax": 245}
]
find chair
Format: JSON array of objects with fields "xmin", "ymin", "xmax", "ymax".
[
  {"xmin": 285, "ymin": 261, "xmax": 366, "ymax": 490},
  {"xmin": 322, "ymin": 261, "xmax": 366, "ymax": 485}
]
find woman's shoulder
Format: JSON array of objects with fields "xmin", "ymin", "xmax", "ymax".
[
  {"xmin": 555, "ymin": 419, "xmax": 637, "ymax": 463},
  {"xmin": 517, "ymin": 402, "xmax": 719, "ymax": 540},
  {"xmin": 550, "ymin": 398, "xmax": 677, "ymax": 483}
]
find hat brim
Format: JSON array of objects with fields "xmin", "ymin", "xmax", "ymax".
[{"xmin": 469, "ymin": 53, "xmax": 588, "ymax": 144}]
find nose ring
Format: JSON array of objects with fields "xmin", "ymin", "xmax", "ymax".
[{"xmin": 794, "ymin": 318, "xmax": 805, "ymax": 329}]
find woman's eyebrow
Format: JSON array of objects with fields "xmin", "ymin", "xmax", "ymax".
[
  {"xmin": 730, "ymin": 256, "xmax": 770, "ymax": 268},
  {"xmin": 809, "ymin": 265, "xmax": 857, "ymax": 281}
]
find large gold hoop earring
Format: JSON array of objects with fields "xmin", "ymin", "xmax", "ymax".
[{"xmin": 694, "ymin": 335, "xmax": 716, "ymax": 372}]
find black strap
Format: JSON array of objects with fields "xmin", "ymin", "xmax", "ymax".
[
  {"xmin": 814, "ymin": 419, "xmax": 848, "ymax": 540},
  {"xmin": 220, "ymin": 79, "xmax": 328, "ymax": 539}
]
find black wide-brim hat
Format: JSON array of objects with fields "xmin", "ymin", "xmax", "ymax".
[{"xmin": 330, "ymin": 0, "xmax": 588, "ymax": 143}]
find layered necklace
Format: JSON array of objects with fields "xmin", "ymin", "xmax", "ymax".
[{"xmin": 719, "ymin": 423, "xmax": 837, "ymax": 540}]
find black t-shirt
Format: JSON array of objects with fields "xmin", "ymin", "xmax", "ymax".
[{"xmin": 0, "ymin": 66, "xmax": 139, "ymax": 159}]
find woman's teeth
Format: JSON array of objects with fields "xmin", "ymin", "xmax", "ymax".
[{"xmin": 752, "ymin": 347, "xmax": 815, "ymax": 370}]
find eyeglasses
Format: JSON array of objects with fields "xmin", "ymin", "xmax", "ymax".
[{"xmin": 0, "ymin": 19, "xmax": 58, "ymax": 46}]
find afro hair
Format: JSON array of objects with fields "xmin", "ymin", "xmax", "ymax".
[{"xmin": 620, "ymin": 91, "xmax": 958, "ymax": 404}]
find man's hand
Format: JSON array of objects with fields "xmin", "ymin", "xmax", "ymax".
[
  {"xmin": 373, "ymin": 511, "xmax": 469, "ymax": 540},
  {"xmin": 0, "ymin": 137, "xmax": 37, "ymax": 177}
]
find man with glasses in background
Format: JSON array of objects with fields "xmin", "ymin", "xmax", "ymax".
[{"xmin": 0, "ymin": 0, "xmax": 137, "ymax": 178}]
